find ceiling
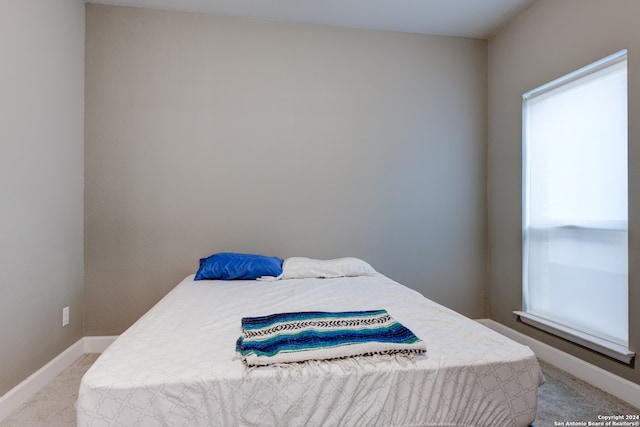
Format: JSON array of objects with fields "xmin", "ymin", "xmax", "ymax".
[{"xmin": 87, "ymin": 0, "xmax": 537, "ymax": 39}]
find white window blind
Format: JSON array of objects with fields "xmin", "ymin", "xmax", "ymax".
[{"xmin": 520, "ymin": 50, "xmax": 631, "ymax": 361}]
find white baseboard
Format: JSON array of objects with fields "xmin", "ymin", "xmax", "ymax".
[
  {"xmin": 0, "ymin": 335, "xmax": 118, "ymax": 423},
  {"xmin": 3, "ymin": 327, "xmax": 639, "ymax": 423},
  {"xmin": 476, "ymin": 318, "xmax": 640, "ymax": 409},
  {"xmin": 83, "ymin": 335, "xmax": 118, "ymax": 353}
]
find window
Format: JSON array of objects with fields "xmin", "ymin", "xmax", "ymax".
[{"xmin": 518, "ymin": 50, "xmax": 634, "ymax": 363}]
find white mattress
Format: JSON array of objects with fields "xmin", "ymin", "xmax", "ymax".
[{"xmin": 77, "ymin": 274, "xmax": 541, "ymax": 426}]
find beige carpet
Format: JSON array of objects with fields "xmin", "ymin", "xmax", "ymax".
[
  {"xmin": 0, "ymin": 354, "xmax": 638, "ymax": 426},
  {"xmin": 535, "ymin": 360, "xmax": 639, "ymax": 426},
  {"xmin": 0, "ymin": 353, "xmax": 99, "ymax": 427}
]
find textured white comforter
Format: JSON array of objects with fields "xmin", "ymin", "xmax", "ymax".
[{"xmin": 77, "ymin": 274, "xmax": 541, "ymax": 426}]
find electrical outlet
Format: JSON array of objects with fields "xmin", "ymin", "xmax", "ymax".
[{"xmin": 62, "ymin": 306, "xmax": 70, "ymax": 327}]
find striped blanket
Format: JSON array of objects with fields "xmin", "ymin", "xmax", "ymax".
[{"xmin": 235, "ymin": 309, "xmax": 426, "ymax": 366}]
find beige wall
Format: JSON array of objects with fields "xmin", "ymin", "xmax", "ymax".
[
  {"xmin": 84, "ymin": 4, "xmax": 488, "ymax": 335},
  {"xmin": 5, "ymin": 0, "xmax": 639, "ymax": 400},
  {"xmin": 0, "ymin": 0, "xmax": 85, "ymax": 395},
  {"xmin": 488, "ymin": 0, "xmax": 640, "ymax": 384}
]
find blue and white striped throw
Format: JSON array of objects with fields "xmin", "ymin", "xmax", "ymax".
[{"xmin": 235, "ymin": 309, "xmax": 426, "ymax": 366}]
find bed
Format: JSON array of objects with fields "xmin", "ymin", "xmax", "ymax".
[{"xmin": 77, "ymin": 257, "xmax": 542, "ymax": 426}]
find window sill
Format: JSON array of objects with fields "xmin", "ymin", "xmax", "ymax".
[{"xmin": 513, "ymin": 311, "xmax": 635, "ymax": 364}]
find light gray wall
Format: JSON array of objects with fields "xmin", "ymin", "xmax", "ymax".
[
  {"xmin": 85, "ymin": 4, "xmax": 488, "ymax": 335},
  {"xmin": 488, "ymin": 0, "xmax": 640, "ymax": 385},
  {"xmin": 0, "ymin": 0, "xmax": 85, "ymax": 395}
]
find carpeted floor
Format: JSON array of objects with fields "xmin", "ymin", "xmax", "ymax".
[
  {"xmin": 0, "ymin": 355, "xmax": 638, "ymax": 426},
  {"xmin": 534, "ymin": 360, "xmax": 639, "ymax": 426},
  {"xmin": 0, "ymin": 353, "xmax": 99, "ymax": 427}
]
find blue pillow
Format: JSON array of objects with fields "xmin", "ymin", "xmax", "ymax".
[{"xmin": 194, "ymin": 252, "xmax": 284, "ymax": 281}]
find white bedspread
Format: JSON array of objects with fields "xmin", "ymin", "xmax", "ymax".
[{"xmin": 77, "ymin": 274, "xmax": 541, "ymax": 426}]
